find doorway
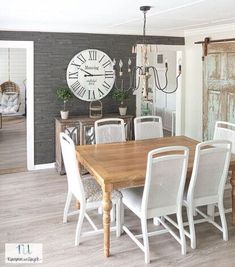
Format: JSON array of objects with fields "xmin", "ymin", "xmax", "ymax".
[
  {"xmin": 136, "ymin": 44, "xmax": 184, "ymax": 136},
  {"xmin": 0, "ymin": 41, "xmax": 34, "ymax": 173}
]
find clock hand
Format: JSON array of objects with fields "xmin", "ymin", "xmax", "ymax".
[
  {"xmin": 79, "ymin": 68, "xmax": 93, "ymax": 76},
  {"xmin": 85, "ymin": 74, "xmax": 113, "ymax": 77}
]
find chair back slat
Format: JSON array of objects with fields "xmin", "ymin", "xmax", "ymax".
[
  {"xmin": 134, "ymin": 116, "xmax": 163, "ymax": 140},
  {"xmin": 60, "ymin": 133, "xmax": 85, "ymax": 204},
  {"xmin": 95, "ymin": 118, "xmax": 126, "ymax": 144}
]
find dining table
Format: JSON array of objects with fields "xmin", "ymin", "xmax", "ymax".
[{"xmin": 76, "ymin": 135, "xmax": 235, "ymax": 257}]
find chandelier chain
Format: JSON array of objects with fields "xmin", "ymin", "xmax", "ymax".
[{"xmin": 143, "ymin": 11, "xmax": 146, "ymax": 42}]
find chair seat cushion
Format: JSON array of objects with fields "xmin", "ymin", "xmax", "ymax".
[
  {"xmin": 83, "ymin": 177, "xmax": 122, "ymax": 202},
  {"xmin": 122, "ymin": 185, "xmax": 177, "ymax": 218},
  {"xmin": 121, "ymin": 187, "xmax": 143, "ymax": 216}
]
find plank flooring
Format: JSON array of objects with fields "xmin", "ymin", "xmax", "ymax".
[
  {"xmin": 0, "ymin": 169, "xmax": 235, "ymax": 267},
  {"xmin": 0, "ymin": 116, "xmax": 27, "ymax": 174}
]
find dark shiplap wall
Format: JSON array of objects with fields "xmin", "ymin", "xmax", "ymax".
[{"xmin": 0, "ymin": 31, "xmax": 184, "ymax": 164}]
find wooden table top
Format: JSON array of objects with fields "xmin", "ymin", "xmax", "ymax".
[
  {"xmin": 76, "ymin": 135, "xmax": 235, "ymax": 190},
  {"xmin": 77, "ymin": 136, "xmax": 189, "ymax": 188}
]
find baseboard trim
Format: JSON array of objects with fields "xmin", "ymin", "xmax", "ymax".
[{"xmin": 34, "ymin": 163, "xmax": 55, "ymax": 170}]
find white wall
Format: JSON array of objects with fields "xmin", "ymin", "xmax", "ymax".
[
  {"xmin": 0, "ymin": 48, "xmax": 26, "ymax": 115},
  {"xmin": 184, "ymin": 25, "xmax": 235, "ymax": 141}
]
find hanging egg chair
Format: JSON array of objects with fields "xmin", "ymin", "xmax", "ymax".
[{"xmin": 1, "ymin": 81, "xmax": 20, "ymax": 95}]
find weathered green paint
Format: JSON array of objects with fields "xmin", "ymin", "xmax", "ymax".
[{"xmin": 203, "ymin": 43, "xmax": 235, "ymax": 140}]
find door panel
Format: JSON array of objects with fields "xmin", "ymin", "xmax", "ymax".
[
  {"xmin": 203, "ymin": 43, "xmax": 235, "ymax": 140},
  {"xmin": 227, "ymin": 53, "xmax": 235, "ymax": 79}
]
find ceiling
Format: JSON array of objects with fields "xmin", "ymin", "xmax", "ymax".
[{"xmin": 1, "ymin": 0, "xmax": 235, "ymax": 36}]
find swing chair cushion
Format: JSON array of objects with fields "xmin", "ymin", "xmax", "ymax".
[
  {"xmin": 0, "ymin": 93, "xmax": 20, "ymax": 114},
  {"xmin": 0, "ymin": 82, "xmax": 21, "ymax": 114}
]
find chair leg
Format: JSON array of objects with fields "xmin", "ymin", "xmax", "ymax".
[
  {"xmin": 141, "ymin": 218, "xmax": 150, "ymax": 264},
  {"xmin": 218, "ymin": 201, "xmax": 228, "ymax": 241},
  {"xmin": 176, "ymin": 210, "xmax": 186, "ymax": 255},
  {"xmin": 116, "ymin": 199, "xmax": 121, "ymax": 237},
  {"xmin": 98, "ymin": 206, "xmax": 102, "ymax": 214},
  {"xmin": 153, "ymin": 216, "xmax": 165, "ymax": 226},
  {"xmin": 153, "ymin": 217, "xmax": 160, "ymax": 226},
  {"xmin": 187, "ymin": 206, "xmax": 196, "ymax": 249},
  {"xmin": 207, "ymin": 204, "xmax": 215, "ymax": 221},
  {"xmin": 63, "ymin": 191, "xmax": 72, "ymax": 223},
  {"xmin": 75, "ymin": 206, "xmax": 85, "ymax": 246},
  {"xmin": 120, "ymin": 201, "xmax": 124, "ymax": 234},
  {"xmin": 111, "ymin": 206, "xmax": 116, "ymax": 223}
]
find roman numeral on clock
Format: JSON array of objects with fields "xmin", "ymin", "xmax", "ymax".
[
  {"xmin": 71, "ymin": 61, "xmax": 81, "ymax": 68},
  {"xmin": 102, "ymin": 81, "xmax": 111, "ymax": 90},
  {"xmin": 105, "ymin": 71, "xmax": 114, "ymax": 79},
  {"xmin": 88, "ymin": 90, "xmax": 96, "ymax": 100},
  {"xmin": 71, "ymin": 81, "xmax": 80, "ymax": 92},
  {"xmin": 98, "ymin": 88, "xmax": 105, "ymax": 98},
  {"xmin": 77, "ymin": 53, "xmax": 86, "ymax": 64},
  {"xmin": 89, "ymin": 50, "xmax": 97, "ymax": 61},
  {"xmin": 77, "ymin": 86, "xmax": 86, "ymax": 98},
  {"xmin": 102, "ymin": 60, "xmax": 111, "ymax": 68},
  {"xmin": 71, "ymin": 81, "xmax": 86, "ymax": 97},
  {"xmin": 68, "ymin": 71, "xmax": 78, "ymax": 79},
  {"xmin": 99, "ymin": 54, "xmax": 105, "ymax": 63}
]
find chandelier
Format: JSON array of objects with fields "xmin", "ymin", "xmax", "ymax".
[{"xmin": 113, "ymin": 6, "xmax": 182, "ymax": 100}]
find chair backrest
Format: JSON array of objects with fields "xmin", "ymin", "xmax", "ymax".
[
  {"xmin": 214, "ymin": 121, "xmax": 235, "ymax": 154},
  {"xmin": 142, "ymin": 146, "xmax": 189, "ymax": 216},
  {"xmin": 187, "ymin": 140, "xmax": 232, "ymax": 202},
  {"xmin": 95, "ymin": 118, "xmax": 126, "ymax": 144},
  {"xmin": 134, "ymin": 116, "xmax": 163, "ymax": 140},
  {"xmin": 60, "ymin": 133, "xmax": 85, "ymax": 205}
]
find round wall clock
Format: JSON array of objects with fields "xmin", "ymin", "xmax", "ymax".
[{"xmin": 66, "ymin": 49, "xmax": 115, "ymax": 101}]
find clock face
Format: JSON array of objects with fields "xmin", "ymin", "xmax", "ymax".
[{"xmin": 66, "ymin": 49, "xmax": 115, "ymax": 101}]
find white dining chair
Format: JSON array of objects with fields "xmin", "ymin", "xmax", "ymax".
[
  {"xmin": 95, "ymin": 118, "xmax": 126, "ymax": 144},
  {"xmin": 121, "ymin": 146, "xmax": 189, "ymax": 264},
  {"xmin": 210, "ymin": 121, "xmax": 235, "ymax": 215},
  {"xmin": 214, "ymin": 121, "xmax": 235, "ymax": 150},
  {"xmin": 214, "ymin": 121, "xmax": 235, "ymax": 178},
  {"xmin": 94, "ymin": 118, "xmax": 125, "ymax": 220},
  {"xmin": 134, "ymin": 116, "xmax": 163, "ymax": 141},
  {"xmin": 183, "ymin": 140, "xmax": 232, "ymax": 249},
  {"xmin": 134, "ymin": 115, "xmax": 164, "ymax": 226},
  {"xmin": 60, "ymin": 133, "xmax": 122, "ymax": 245}
]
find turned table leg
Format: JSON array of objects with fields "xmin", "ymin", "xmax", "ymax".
[
  {"xmin": 102, "ymin": 191, "xmax": 112, "ymax": 257},
  {"xmin": 231, "ymin": 170, "xmax": 235, "ymax": 225}
]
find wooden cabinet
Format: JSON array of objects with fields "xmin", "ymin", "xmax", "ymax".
[{"xmin": 55, "ymin": 114, "xmax": 134, "ymax": 175}]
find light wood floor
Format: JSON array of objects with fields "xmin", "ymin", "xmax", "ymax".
[
  {"xmin": 0, "ymin": 169, "xmax": 235, "ymax": 267},
  {"xmin": 0, "ymin": 116, "xmax": 27, "ymax": 174}
]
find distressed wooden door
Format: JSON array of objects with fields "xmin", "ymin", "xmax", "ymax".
[{"xmin": 203, "ymin": 43, "xmax": 235, "ymax": 140}]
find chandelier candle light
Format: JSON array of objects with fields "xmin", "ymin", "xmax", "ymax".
[{"xmin": 113, "ymin": 6, "xmax": 182, "ymax": 100}]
